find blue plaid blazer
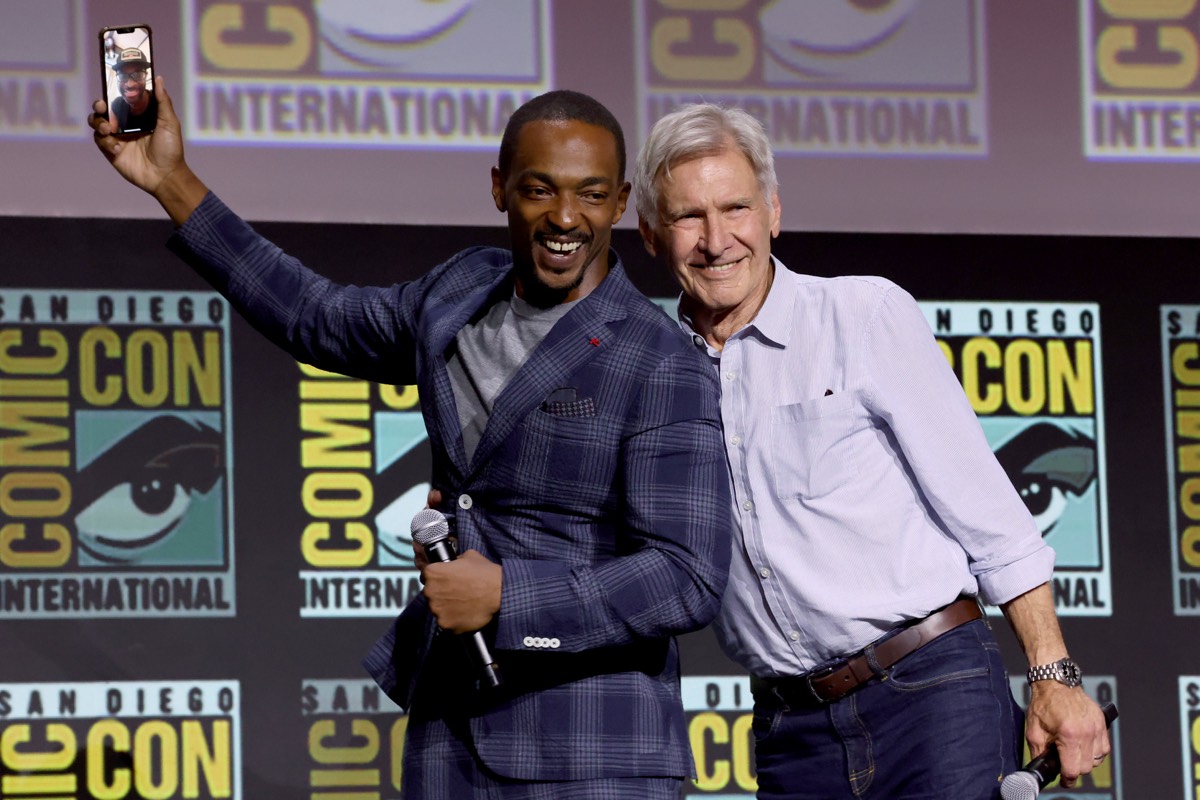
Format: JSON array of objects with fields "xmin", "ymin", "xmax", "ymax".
[{"xmin": 170, "ymin": 193, "xmax": 732, "ymax": 781}]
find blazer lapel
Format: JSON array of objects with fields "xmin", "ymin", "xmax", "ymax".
[
  {"xmin": 423, "ymin": 272, "xmax": 513, "ymax": 477},
  {"xmin": 467, "ymin": 261, "xmax": 632, "ymax": 478}
]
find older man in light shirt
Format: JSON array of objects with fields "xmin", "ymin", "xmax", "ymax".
[{"xmin": 634, "ymin": 103, "xmax": 1109, "ymax": 799}]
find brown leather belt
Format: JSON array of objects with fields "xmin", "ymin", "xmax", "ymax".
[{"xmin": 753, "ymin": 597, "xmax": 984, "ymax": 708}]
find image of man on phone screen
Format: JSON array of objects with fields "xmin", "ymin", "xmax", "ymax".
[{"xmin": 110, "ymin": 47, "xmax": 155, "ymax": 134}]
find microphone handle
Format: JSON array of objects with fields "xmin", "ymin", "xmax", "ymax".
[
  {"xmin": 1029, "ymin": 701, "xmax": 1120, "ymax": 788},
  {"xmin": 423, "ymin": 536, "xmax": 503, "ymax": 689}
]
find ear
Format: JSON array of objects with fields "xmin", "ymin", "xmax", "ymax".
[
  {"xmin": 491, "ymin": 167, "xmax": 506, "ymax": 213},
  {"xmin": 638, "ymin": 216, "xmax": 658, "ymax": 257},
  {"xmin": 770, "ymin": 192, "xmax": 782, "ymax": 238},
  {"xmin": 611, "ymin": 181, "xmax": 631, "ymax": 225}
]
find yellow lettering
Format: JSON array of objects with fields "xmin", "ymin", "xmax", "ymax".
[
  {"xmin": 689, "ymin": 712, "xmax": 730, "ymax": 790},
  {"xmin": 0, "ymin": 329, "xmax": 67, "ymax": 373},
  {"xmin": 1005, "ymin": 340, "xmax": 1045, "ymax": 416},
  {"xmin": 652, "ymin": 18, "xmax": 753, "ymax": 81},
  {"xmin": 181, "ymin": 719, "xmax": 232, "ymax": 798},
  {"xmin": 961, "ymin": 338, "xmax": 1003, "ymax": 414},
  {"xmin": 134, "ymin": 721, "xmax": 178, "ymax": 799},
  {"xmin": 173, "ymin": 330, "xmax": 222, "ymax": 406},
  {"xmin": 1183, "ymin": 525, "xmax": 1200, "ymax": 568},
  {"xmin": 79, "ymin": 327, "xmax": 122, "ymax": 405},
  {"xmin": 379, "ymin": 384, "xmax": 420, "ymax": 410},
  {"xmin": 301, "ymin": 521, "xmax": 374, "ymax": 567},
  {"xmin": 310, "ymin": 719, "xmax": 380, "ymax": 763},
  {"xmin": 0, "ymin": 523, "xmax": 71, "ymax": 567},
  {"xmin": 301, "ymin": 404, "xmax": 372, "ymax": 469},
  {"xmin": 1048, "ymin": 340, "xmax": 1094, "ymax": 414},
  {"xmin": 0, "ymin": 471, "xmax": 70, "ymax": 517},
  {"xmin": 126, "ymin": 330, "xmax": 170, "ymax": 408},
  {"xmin": 1098, "ymin": 25, "xmax": 1199, "ymax": 89},
  {"xmin": 1100, "ymin": 0, "xmax": 1197, "ymax": 18},
  {"xmin": 88, "ymin": 720, "xmax": 132, "ymax": 799},
  {"xmin": 200, "ymin": 3, "xmax": 312, "ymax": 70},
  {"xmin": 0, "ymin": 401, "xmax": 68, "ymax": 466},
  {"xmin": 730, "ymin": 714, "xmax": 757, "ymax": 791}
]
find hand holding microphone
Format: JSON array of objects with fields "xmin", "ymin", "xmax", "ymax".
[
  {"xmin": 1000, "ymin": 701, "xmax": 1118, "ymax": 800},
  {"xmin": 411, "ymin": 508, "xmax": 503, "ymax": 688}
]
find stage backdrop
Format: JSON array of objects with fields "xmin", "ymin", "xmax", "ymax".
[{"xmin": 2, "ymin": 1, "xmax": 1199, "ymax": 799}]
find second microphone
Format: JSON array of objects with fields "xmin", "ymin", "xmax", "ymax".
[{"xmin": 411, "ymin": 507, "xmax": 503, "ymax": 689}]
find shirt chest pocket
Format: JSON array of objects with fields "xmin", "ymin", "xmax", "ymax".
[{"xmin": 769, "ymin": 392, "xmax": 865, "ymax": 500}]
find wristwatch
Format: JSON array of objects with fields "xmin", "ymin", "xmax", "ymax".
[{"xmin": 1027, "ymin": 657, "xmax": 1083, "ymax": 687}]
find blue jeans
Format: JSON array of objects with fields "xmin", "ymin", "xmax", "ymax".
[{"xmin": 751, "ymin": 620, "xmax": 1024, "ymax": 799}]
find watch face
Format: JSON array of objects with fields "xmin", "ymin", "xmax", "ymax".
[{"xmin": 1058, "ymin": 659, "xmax": 1083, "ymax": 686}]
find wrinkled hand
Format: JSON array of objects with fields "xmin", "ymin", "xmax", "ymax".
[
  {"xmin": 88, "ymin": 76, "xmax": 185, "ymax": 196},
  {"xmin": 422, "ymin": 549, "xmax": 501, "ymax": 634},
  {"xmin": 1025, "ymin": 682, "xmax": 1110, "ymax": 788}
]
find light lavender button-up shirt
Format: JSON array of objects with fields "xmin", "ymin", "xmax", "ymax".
[{"xmin": 682, "ymin": 260, "xmax": 1054, "ymax": 676}]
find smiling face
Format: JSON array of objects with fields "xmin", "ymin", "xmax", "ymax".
[
  {"xmin": 117, "ymin": 64, "xmax": 149, "ymax": 112},
  {"xmin": 492, "ymin": 119, "xmax": 630, "ymax": 306},
  {"xmin": 640, "ymin": 146, "xmax": 781, "ymax": 345}
]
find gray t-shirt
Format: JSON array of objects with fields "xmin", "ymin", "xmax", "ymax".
[{"xmin": 447, "ymin": 291, "xmax": 577, "ymax": 460}]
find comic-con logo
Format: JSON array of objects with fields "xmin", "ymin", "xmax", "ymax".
[
  {"xmin": 1082, "ymin": 1, "xmax": 1200, "ymax": 159},
  {"xmin": 637, "ymin": 0, "xmax": 987, "ymax": 155},
  {"xmin": 183, "ymin": 0, "xmax": 551, "ymax": 146},
  {"xmin": 924, "ymin": 302, "xmax": 1111, "ymax": 616},
  {"xmin": 1162, "ymin": 306, "xmax": 1200, "ymax": 614},
  {"xmin": 0, "ymin": 680, "xmax": 241, "ymax": 799},
  {"xmin": 298, "ymin": 364, "xmax": 430, "ymax": 617},
  {"xmin": 682, "ymin": 676, "xmax": 756, "ymax": 798},
  {"xmin": 300, "ymin": 679, "xmax": 406, "ymax": 796},
  {"xmin": 0, "ymin": 0, "xmax": 87, "ymax": 139},
  {"xmin": 1182, "ymin": 676, "xmax": 1200, "ymax": 798},
  {"xmin": 0, "ymin": 290, "xmax": 235, "ymax": 618}
]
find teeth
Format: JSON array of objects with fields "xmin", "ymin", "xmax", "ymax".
[{"xmin": 545, "ymin": 240, "xmax": 582, "ymax": 254}]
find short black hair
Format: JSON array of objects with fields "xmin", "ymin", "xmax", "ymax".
[{"xmin": 498, "ymin": 90, "xmax": 626, "ymax": 180}]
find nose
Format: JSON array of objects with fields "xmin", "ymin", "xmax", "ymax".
[
  {"xmin": 548, "ymin": 194, "xmax": 579, "ymax": 230},
  {"xmin": 698, "ymin": 214, "xmax": 731, "ymax": 259}
]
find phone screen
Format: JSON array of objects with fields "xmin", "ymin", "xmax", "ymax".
[{"xmin": 100, "ymin": 24, "xmax": 155, "ymax": 135}]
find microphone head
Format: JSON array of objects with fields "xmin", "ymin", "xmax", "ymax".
[
  {"xmin": 410, "ymin": 508, "xmax": 450, "ymax": 546},
  {"xmin": 1000, "ymin": 770, "xmax": 1040, "ymax": 800}
]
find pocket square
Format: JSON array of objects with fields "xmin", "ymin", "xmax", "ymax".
[{"xmin": 541, "ymin": 388, "xmax": 596, "ymax": 418}]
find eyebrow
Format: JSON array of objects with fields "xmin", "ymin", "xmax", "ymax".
[
  {"xmin": 518, "ymin": 170, "xmax": 614, "ymax": 189},
  {"xmin": 667, "ymin": 196, "xmax": 756, "ymax": 221}
]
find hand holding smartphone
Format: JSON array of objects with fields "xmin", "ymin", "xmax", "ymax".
[{"xmin": 99, "ymin": 24, "xmax": 155, "ymax": 135}]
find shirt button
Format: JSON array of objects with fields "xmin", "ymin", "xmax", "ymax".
[
  {"xmin": 742, "ymin": 500, "xmax": 754, "ymax": 512},
  {"xmin": 724, "ymin": 371, "xmax": 736, "ymax": 381},
  {"xmin": 549, "ymin": 638, "xmax": 561, "ymax": 649},
  {"xmin": 730, "ymin": 435, "xmax": 741, "ymax": 445},
  {"xmin": 759, "ymin": 567, "xmax": 771, "ymax": 579},
  {"xmin": 523, "ymin": 636, "xmax": 534, "ymax": 647},
  {"xmin": 789, "ymin": 631, "xmax": 800, "ymax": 642},
  {"xmin": 458, "ymin": 494, "xmax": 473, "ymax": 510}
]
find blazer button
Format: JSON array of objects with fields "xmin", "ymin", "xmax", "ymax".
[
  {"xmin": 458, "ymin": 494, "xmax": 473, "ymax": 510},
  {"xmin": 549, "ymin": 638, "xmax": 560, "ymax": 649},
  {"xmin": 523, "ymin": 636, "xmax": 534, "ymax": 647}
]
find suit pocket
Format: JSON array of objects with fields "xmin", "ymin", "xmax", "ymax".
[
  {"xmin": 770, "ymin": 392, "xmax": 863, "ymax": 499},
  {"xmin": 519, "ymin": 408, "xmax": 616, "ymax": 503}
]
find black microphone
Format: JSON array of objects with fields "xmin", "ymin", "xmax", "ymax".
[
  {"xmin": 999, "ymin": 702, "xmax": 1118, "ymax": 800},
  {"xmin": 410, "ymin": 508, "xmax": 502, "ymax": 689}
]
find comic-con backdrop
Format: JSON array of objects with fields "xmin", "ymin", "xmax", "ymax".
[
  {"xmin": 3, "ymin": 1, "xmax": 1200, "ymax": 799},
  {"xmin": 3, "ymin": 218, "xmax": 1196, "ymax": 799}
]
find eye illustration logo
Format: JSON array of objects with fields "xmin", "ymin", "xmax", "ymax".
[
  {"xmin": 315, "ymin": 0, "xmax": 477, "ymax": 69},
  {"xmin": 994, "ymin": 422, "xmax": 1097, "ymax": 537},
  {"xmin": 759, "ymin": 0, "xmax": 920, "ymax": 78},
  {"xmin": 74, "ymin": 414, "xmax": 225, "ymax": 566}
]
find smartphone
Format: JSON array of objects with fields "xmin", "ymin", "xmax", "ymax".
[{"xmin": 99, "ymin": 24, "xmax": 155, "ymax": 134}]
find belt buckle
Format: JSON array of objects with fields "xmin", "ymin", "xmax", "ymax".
[{"xmin": 801, "ymin": 665, "xmax": 837, "ymax": 706}]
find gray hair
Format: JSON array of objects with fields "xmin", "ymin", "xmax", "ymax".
[{"xmin": 633, "ymin": 103, "xmax": 778, "ymax": 224}]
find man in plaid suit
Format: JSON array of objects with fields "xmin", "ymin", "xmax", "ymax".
[{"xmin": 91, "ymin": 83, "xmax": 731, "ymax": 798}]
